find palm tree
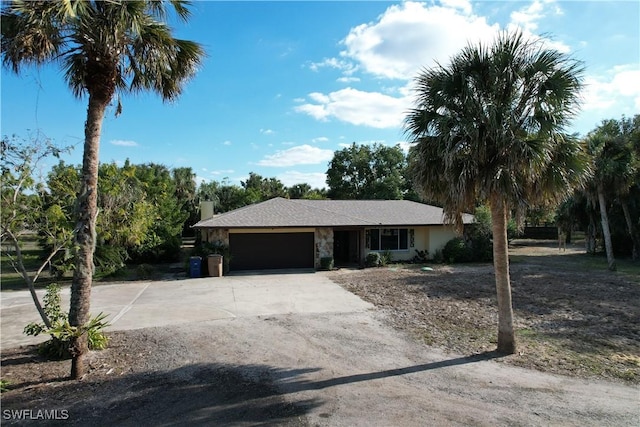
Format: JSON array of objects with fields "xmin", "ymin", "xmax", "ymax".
[
  {"xmin": 405, "ymin": 31, "xmax": 586, "ymax": 354},
  {"xmin": 585, "ymin": 117, "xmax": 640, "ymax": 268},
  {"xmin": 2, "ymin": 0, "xmax": 204, "ymax": 378}
]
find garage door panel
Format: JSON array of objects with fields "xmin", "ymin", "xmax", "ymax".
[{"xmin": 230, "ymin": 233, "xmax": 314, "ymax": 271}]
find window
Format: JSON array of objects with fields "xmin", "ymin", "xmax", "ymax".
[{"xmin": 368, "ymin": 228, "xmax": 409, "ymax": 251}]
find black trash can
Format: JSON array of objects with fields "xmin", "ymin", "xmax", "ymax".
[{"xmin": 189, "ymin": 256, "xmax": 202, "ymax": 278}]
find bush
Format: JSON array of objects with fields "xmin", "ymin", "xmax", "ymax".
[
  {"xmin": 380, "ymin": 250, "xmax": 392, "ymax": 267},
  {"xmin": 23, "ymin": 284, "xmax": 110, "ymax": 359},
  {"xmin": 442, "ymin": 237, "xmax": 472, "ymax": 263},
  {"xmin": 320, "ymin": 257, "xmax": 334, "ymax": 270},
  {"xmin": 366, "ymin": 252, "xmax": 381, "ymax": 267}
]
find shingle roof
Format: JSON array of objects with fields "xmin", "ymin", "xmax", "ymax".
[{"xmin": 193, "ymin": 197, "xmax": 474, "ymax": 228}]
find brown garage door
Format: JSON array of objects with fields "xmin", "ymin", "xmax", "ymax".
[{"xmin": 229, "ymin": 232, "xmax": 314, "ymax": 271}]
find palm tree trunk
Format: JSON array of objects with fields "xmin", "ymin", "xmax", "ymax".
[
  {"xmin": 620, "ymin": 198, "xmax": 640, "ymax": 261},
  {"xmin": 597, "ymin": 185, "xmax": 616, "ymax": 271},
  {"xmin": 69, "ymin": 93, "xmax": 107, "ymax": 379},
  {"xmin": 490, "ymin": 195, "xmax": 516, "ymax": 354},
  {"xmin": 586, "ymin": 209, "xmax": 597, "ymax": 254}
]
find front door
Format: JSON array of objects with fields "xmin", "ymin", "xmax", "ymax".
[{"xmin": 333, "ymin": 230, "xmax": 360, "ymax": 266}]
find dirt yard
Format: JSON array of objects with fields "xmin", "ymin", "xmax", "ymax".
[
  {"xmin": 330, "ymin": 241, "xmax": 640, "ymax": 384},
  {"xmin": 1, "ymin": 241, "xmax": 638, "ymax": 426}
]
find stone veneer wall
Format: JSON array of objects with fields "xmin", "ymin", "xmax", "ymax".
[
  {"xmin": 205, "ymin": 229, "xmax": 229, "ymax": 245},
  {"xmin": 315, "ymin": 227, "xmax": 334, "ymax": 268}
]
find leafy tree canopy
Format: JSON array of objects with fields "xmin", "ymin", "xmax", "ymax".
[{"xmin": 326, "ymin": 143, "xmax": 409, "ymax": 200}]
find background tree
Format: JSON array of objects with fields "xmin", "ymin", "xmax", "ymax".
[
  {"xmin": 574, "ymin": 115, "xmax": 640, "ymax": 265},
  {"xmin": 405, "ymin": 31, "xmax": 586, "ymax": 354},
  {"xmin": 1, "ymin": 134, "xmax": 73, "ymax": 328},
  {"xmin": 132, "ymin": 163, "xmax": 186, "ymax": 262},
  {"xmin": 1, "ymin": 0, "xmax": 204, "ymax": 378},
  {"xmin": 217, "ymin": 180, "xmax": 251, "ymax": 213},
  {"xmin": 326, "ymin": 143, "xmax": 407, "ymax": 200},
  {"xmin": 173, "ymin": 167, "xmax": 197, "ymax": 236},
  {"xmin": 241, "ymin": 172, "xmax": 288, "ymax": 203},
  {"xmin": 288, "ymin": 183, "xmax": 312, "ymax": 199}
]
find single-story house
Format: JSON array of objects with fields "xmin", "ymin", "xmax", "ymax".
[{"xmin": 193, "ymin": 197, "xmax": 474, "ymax": 271}]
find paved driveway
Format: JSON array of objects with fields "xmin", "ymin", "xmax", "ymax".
[{"xmin": 0, "ymin": 272, "xmax": 373, "ymax": 349}]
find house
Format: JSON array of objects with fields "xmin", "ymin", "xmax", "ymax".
[{"xmin": 193, "ymin": 197, "xmax": 474, "ymax": 271}]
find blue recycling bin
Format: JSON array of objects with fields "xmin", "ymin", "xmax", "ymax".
[{"xmin": 189, "ymin": 256, "xmax": 202, "ymax": 278}]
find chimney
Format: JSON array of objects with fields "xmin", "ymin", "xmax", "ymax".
[{"xmin": 200, "ymin": 201, "xmax": 214, "ymax": 220}]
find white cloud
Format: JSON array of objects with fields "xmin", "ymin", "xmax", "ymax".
[
  {"xmin": 440, "ymin": 0, "xmax": 472, "ymax": 15},
  {"xmin": 309, "ymin": 57, "xmax": 358, "ymax": 75},
  {"xmin": 257, "ymin": 144, "xmax": 334, "ymax": 167},
  {"xmin": 506, "ymin": 1, "xmax": 569, "ymax": 53},
  {"xmin": 210, "ymin": 169, "xmax": 235, "ymax": 176},
  {"xmin": 509, "ymin": 0, "xmax": 546, "ymax": 32},
  {"xmin": 260, "ymin": 128, "xmax": 275, "ymax": 135},
  {"xmin": 223, "ymin": 140, "xmax": 232, "ymax": 146},
  {"xmin": 340, "ymin": 1, "xmax": 499, "ymax": 80},
  {"xmin": 110, "ymin": 139, "xmax": 138, "ymax": 147},
  {"xmin": 312, "ymin": 136, "xmax": 329, "ymax": 143},
  {"xmin": 337, "ymin": 76, "xmax": 361, "ymax": 83},
  {"xmin": 277, "ymin": 171, "xmax": 327, "ymax": 189},
  {"xmin": 295, "ymin": 87, "xmax": 409, "ymax": 129},
  {"xmin": 582, "ymin": 65, "xmax": 640, "ymax": 112}
]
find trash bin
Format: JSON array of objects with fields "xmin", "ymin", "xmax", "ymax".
[
  {"xmin": 207, "ymin": 254, "xmax": 223, "ymax": 277},
  {"xmin": 189, "ymin": 256, "xmax": 202, "ymax": 278}
]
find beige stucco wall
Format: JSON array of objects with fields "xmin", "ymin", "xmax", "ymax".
[{"xmin": 427, "ymin": 226, "xmax": 459, "ymax": 256}]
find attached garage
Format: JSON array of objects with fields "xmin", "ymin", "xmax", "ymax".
[{"xmin": 229, "ymin": 232, "xmax": 314, "ymax": 271}]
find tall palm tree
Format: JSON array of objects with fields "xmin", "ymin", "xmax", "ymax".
[
  {"xmin": 405, "ymin": 31, "xmax": 587, "ymax": 354},
  {"xmin": 2, "ymin": 0, "xmax": 204, "ymax": 378}
]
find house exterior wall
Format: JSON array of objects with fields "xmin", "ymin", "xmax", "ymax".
[
  {"xmin": 205, "ymin": 228, "xmax": 229, "ymax": 245},
  {"xmin": 201, "ymin": 224, "xmax": 459, "ymax": 268},
  {"xmin": 315, "ymin": 227, "xmax": 334, "ymax": 268},
  {"xmin": 363, "ymin": 225, "xmax": 459, "ymax": 262},
  {"xmin": 427, "ymin": 226, "xmax": 458, "ymax": 256}
]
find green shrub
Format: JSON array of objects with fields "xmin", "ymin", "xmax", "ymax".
[
  {"xmin": 366, "ymin": 252, "xmax": 381, "ymax": 267},
  {"xmin": 442, "ymin": 237, "xmax": 472, "ymax": 263},
  {"xmin": 380, "ymin": 250, "xmax": 392, "ymax": 266},
  {"xmin": 24, "ymin": 284, "xmax": 110, "ymax": 359},
  {"xmin": 0, "ymin": 379, "xmax": 9, "ymax": 393},
  {"xmin": 320, "ymin": 257, "xmax": 334, "ymax": 270}
]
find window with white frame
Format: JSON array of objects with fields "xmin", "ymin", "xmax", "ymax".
[{"xmin": 368, "ymin": 228, "xmax": 409, "ymax": 251}]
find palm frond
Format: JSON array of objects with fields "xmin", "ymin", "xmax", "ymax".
[{"xmin": 405, "ymin": 29, "xmax": 586, "ymax": 217}]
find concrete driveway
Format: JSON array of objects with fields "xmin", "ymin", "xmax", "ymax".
[{"xmin": 0, "ymin": 271, "xmax": 373, "ymax": 349}]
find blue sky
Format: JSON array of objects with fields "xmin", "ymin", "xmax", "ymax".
[{"xmin": 2, "ymin": 0, "xmax": 639, "ymax": 189}]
